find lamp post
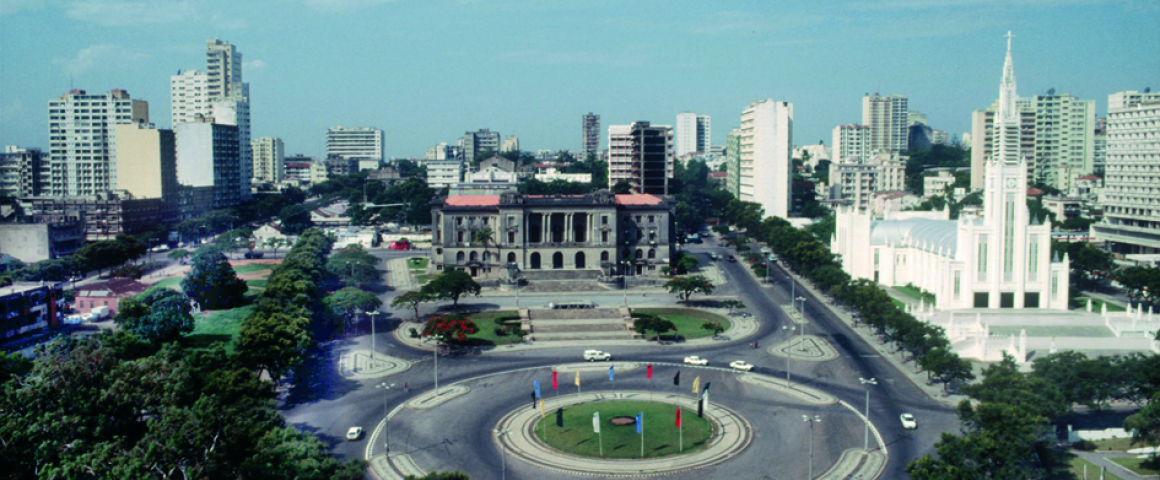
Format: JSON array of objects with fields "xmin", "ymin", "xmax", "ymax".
[
  {"xmin": 795, "ymin": 296, "xmax": 807, "ymax": 328},
  {"xmin": 859, "ymin": 378, "xmax": 877, "ymax": 452},
  {"xmin": 787, "ymin": 273, "xmax": 795, "ymax": 305},
  {"xmin": 622, "ymin": 260, "xmax": 631, "ymax": 306},
  {"xmin": 803, "ymin": 415, "xmax": 821, "ymax": 479},
  {"xmin": 368, "ymin": 310, "xmax": 379, "ymax": 364},
  {"xmin": 494, "ymin": 428, "xmax": 510, "ymax": 480},
  {"xmin": 354, "ymin": 308, "xmax": 363, "ymax": 352},
  {"xmin": 376, "ymin": 382, "xmax": 395, "ymax": 453},
  {"xmin": 782, "ymin": 324, "xmax": 793, "ymax": 384}
]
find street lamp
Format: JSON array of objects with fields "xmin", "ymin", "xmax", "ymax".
[
  {"xmin": 376, "ymin": 382, "xmax": 395, "ymax": 453},
  {"xmin": 859, "ymin": 378, "xmax": 877, "ymax": 452},
  {"xmin": 782, "ymin": 324, "xmax": 794, "ymax": 384},
  {"xmin": 353, "ymin": 308, "xmax": 362, "ymax": 346},
  {"xmin": 803, "ymin": 415, "xmax": 821, "ymax": 480},
  {"xmin": 622, "ymin": 260, "xmax": 632, "ymax": 306},
  {"xmin": 494, "ymin": 428, "xmax": 511, "ymax": 480},
  {"xmin": 368, "ymin": 310, "xmax": 380, "ymax": 364}
]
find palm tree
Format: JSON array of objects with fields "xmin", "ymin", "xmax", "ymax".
[
  {"xmin": 473, "ymin": 228, "xmax": 496, "ymax": 271},
  {"xmin": 265, "ymin": 237, "xmax": 286, "ymax": 259}
]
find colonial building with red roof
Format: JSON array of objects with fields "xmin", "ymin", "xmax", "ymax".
[{"xmin": 429, "ymin": 190, "xmax": 675, "ymax": 278}]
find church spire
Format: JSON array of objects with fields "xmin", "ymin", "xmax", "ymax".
[{"xmin": 998, "ymin": 31, "xmax": 1018, "ymax": 123}]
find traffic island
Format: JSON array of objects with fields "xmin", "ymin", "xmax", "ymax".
[
  {"xmin": 338, "ymin": 350, "xmax": 412, "ymax": 379},
  {"xmin": 766, "ymin": 335, "xmax": 840, "ymax": 362},
  {"xmin": 494, "ymin": 390, "xmax": 752, "ymax": 477}
]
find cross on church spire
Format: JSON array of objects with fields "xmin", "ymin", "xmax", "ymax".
[{"xmin": 1005, "ymin": 31, "xmax": 1014, "ymax": 51}]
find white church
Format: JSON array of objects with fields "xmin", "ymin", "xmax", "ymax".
[{"xmin": 832, "ymin": 34, "xmax": 1070, "ymax": 310}]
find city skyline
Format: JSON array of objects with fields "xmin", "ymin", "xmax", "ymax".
[{"xmin": 2, "ymin": 0, "xmax": 1157, "ymax": 159}]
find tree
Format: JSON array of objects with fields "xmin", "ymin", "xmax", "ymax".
[
  {"xmin": 633, "ymin": 314, "xmax": 677, "ymax": 340},
  {"xmin": 1124, "ymin": 392, "xmax": 1160, "ymax": 453},
  {"xmin": 1031, "ymin": 351, "xmax": 1121, "ymax": 411},
  {"xmin": 675, "ymin": 254, "xmax": 699, "ymax": 275},
  {"xmin": 167, "ymin": 248, "xmax": 191, "ymax": 265},
  {"xmin": 327, "ymin": 245, "xmax": 380, "ymax": 287},
  {"xmin": 325, "ymin": 287, "xmax": 383, "ymax": 320},
  {"xmin": 391, "ymin": 290, "xmax": 431, "ymax": 321},
  {"xmin": 236, "ymin": 310, "xmax": 312, "ymax": 380},
  {"xmin": 182, "ymin": 249, "xmax": 248, "ymax": 310},
  {"xmin": 421, "ymin": 270, "xmax": 481, "ymax": 310},
  {"xmin": 664, "ymin": 275, "xmax": 715, "ymax": 302},
  {"xmin": 264, "ymin": 237, "xmax": 287, "ymax": 259},
  {"xmin": 279, "ymin": 204, "xmax": 313, "ymax": 234},
  {"xmin": 114, "ymin": 288, "xmax": 195, "ymax": 344},
  {"xmin": 473, "ymin": 228, "xmax": 497, "ymax": 265},
  {"xmin": 702, "ymin": 321, "xmax": 725, "ymax": 336},
  {"xmin": 220, "ymin": 228, "xmax": 256, "ymax": 258},
  {"xmin": 420, "ymin": 314, "xmax": 479, "ymax": 344},
  {"xmin": 720, "ymin": 299, "xmax": 746, "ymax": 315},
  {"xmin": 611, "ymin": 180, "xmax": 633, "ymax": 194}
]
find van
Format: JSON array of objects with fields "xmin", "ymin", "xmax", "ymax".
[{"xmin": 549, "ymin": 301, "xmax": 595, "ymax": 309}]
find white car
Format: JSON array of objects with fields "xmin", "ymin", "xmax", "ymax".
[
  {"xmin": 900, "ymin": 413, "xmax": 917, "ymax": 429},
  {"xmin": 729, "ymin": 360, "xmax": 755, "ymax": 371},
  {"xmin": 346, "ymin": 427, "xmax": 363, "ymax": 440},
  {"xmin": 583, "ymin": 350, "xmax": 612, "ymax": 362},
  {"xmin": 683, "ymin": 356, "xmax": 709, "ymax": 366}
]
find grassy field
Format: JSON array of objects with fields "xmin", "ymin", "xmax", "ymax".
[
  {"xmin": 245, "ymin": 279, "xmax": 268, "ymax": 288},
  {"xmin": 231, "ymin": 264, "xmax": 276, "ymax": 274},
  {"xmin": 630, "ymin": 308, "xmax": 731, "ymax": 341},
  {"xmin": 533, "ymin": 400, "xmax": 712, "ymax": 459},
  {"xmin": 415, "ymin": 274, "xmax": 435, "ymax": 285},
  {"xmin": 1043, "ymin": 449, "xmax": 1125, "ymax": 480},
  {"xmin": 1076, "ymin": 297, "xmax": 1127, "ymax": 312},
  {"xmin": 407, "ymin": 257, "xmax": 429, "ymax": 270},
  {"xmin": 894, "ymin": 285, "xmax": 936, "ymax": 304},
  {"xmin": 185, "ymin": 304, "xmax": 254, "ymax": 352},
  {"xmin": 1108, "ymin": 457, "xmax": 1160, "ymax": 476},
  {"xmin": 152, "ymin": 277, "xmax": 184, "ymax": 290},
  {"xmin": 460, "ymin": 310, "xmax": 523, "ymax": 346},
  {"xmin": 991, "ymin": 325, "xmax": 1115, "ymax": 338},
  {"xmin": 1081, "ymin": 437, "xmax": 1138, "ymax": 451}
]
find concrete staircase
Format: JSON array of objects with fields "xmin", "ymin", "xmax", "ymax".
[
  {"xmin": 521, "ymin": 269, "xmax": 602, "ymax": 281},
  {"xmin": 525, "ymin": 307, "xmax": 637, "ymax": 342}
]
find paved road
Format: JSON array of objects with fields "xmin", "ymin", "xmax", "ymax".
[{"xmin": 281, "ymin": 241, "xmax": 960, "ymax": 479}]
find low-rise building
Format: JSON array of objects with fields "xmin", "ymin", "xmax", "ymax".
[
  {"xmin": 427, "ymin": 160, "xmax": 464, "ymax": 189},
  {"xmin": 0, "ymin": 222, "xmax": 84, "ymax": 263},
  {"xmin": 20, "ymin": 193, "xmax": 167, "ymax": 241},
  {"xmin": 923, "ymin": 171, "xmax": 956, "ymax": 197},
  {"xmin": 535, "ymin": 168, "xmax": 592, "ymax": 183},
  {"xmin": 73, "ymin": 278, "xmax": 151, "ymax": 316},
  {"xmin": 1, "ymin": 281, "xmax": 65, "ymax": 340},
  {"xmin": 1042, "ymin": 195, "xmax": 1083, "ymax": 222}
]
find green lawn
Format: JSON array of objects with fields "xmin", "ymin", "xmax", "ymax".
[
  {"xmin": 407, "ymin": 257, "xmax": 428, "ymax": 270},
  {"xmin": 185, "ymin": 304, "xmax": 254, "ymax": 352},
  {"xmin": 1043, "ymin": 449, "xmax": 1125, "ymax": 480},
  {"xmin": 1081, "ymin": 437, "xmax": 1139, "ymax": 451},
  {"xmin": 246, "ymin": 279, "xmax": 268, "ymax": 288},
  {"xmin": 1076, "ymin": 297, "xmax": 1127, "ymax": 312},
  {"xmin": 151, "ymin": 277, "xmax": 184, "ymax": 291},
  {"xmin": 533, "ymin": 400, "xmax": 712, "ymax": 459},
  {"xmin": 894, "ymin": 285, "xmax": 936, "ymax": 304},
  {"xmin": 459, "ymin": 310, "xmax": 523, "ymax": 347},
  {"xmin": 1107, "ymin": 457, "xmax": 1160, "ymax": 476},
  {"xmin": 232, "ymin": 264, "xmax": 276, "ymax": 274},
  {"xmin": 991, "ymin": 325, "xmax": 1115, "ymax": 338},
  {"xmin": 630, "ymin": 308, "xmax": 731, "ymax": 340},
  {"xmin": 415, "ymin": 274, "xmax": 434, "ymax": 285}
]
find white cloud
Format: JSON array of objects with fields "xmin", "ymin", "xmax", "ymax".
[
  {"xmin": 497, "ymin": 46, "xmax": 648, "ymax": 68},
  {"xmin": 0, "ymin": 0, "xmax": 47, "ymax": 16},
  {"xmin": 244, "ymin": 59, "xmax": 266, "ymax": 70},
  {"xmin": 297, "ymin": 0, "xmax": 398, "ymax": 13},
  {"xmin": 66, "ymin": 0, "xmax": 197, "ymax": 26},
  {"xmin": 53, "ymin": 44, "xmax": 149, "ymax": 76}
]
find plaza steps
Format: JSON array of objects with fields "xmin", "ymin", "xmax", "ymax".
[
  {"xmin": 521, "ymin": 269, "xmax": 602, "ymax": 281},
  {"xmin": 529, "ymin": 308, "xmax": 623, "ymax": 320},
  {"xmin": 523, "ymin": 307, "xmax": 636, "ymax": 342},
  {"xmin": 530, "ymin": 331, "xmax": 635, "ymax": 341}
]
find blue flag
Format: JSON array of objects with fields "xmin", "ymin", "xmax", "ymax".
[
  {"xmin": 534, "ymin": 379, "xmax": 541, "ymax": 399},
  {"xmin": 635, "ymin": 412, "xmax": 643, "ymax": 434},
  {"xmin": 609, "ymin": 365, "xmax": 614, "ymax": 381}
]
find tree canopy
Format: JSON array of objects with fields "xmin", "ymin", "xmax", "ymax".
[
  {"xmin": 421, "ymin": 269, "xmax": 481, "ymax": 310},
  {"xmin": 663, "ymin": 275, "xmax": 715, "ymax": 302},
  {"xmin": 114, "ymin": 287, "xmax": 196, "ymax": 344}
]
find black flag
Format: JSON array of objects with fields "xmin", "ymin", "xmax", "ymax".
[
  {"xmin": 556, "ymin": 408, "xmax": 564, "ymax": 427},
  {"xmin": 697, "ymin": 398, "xmax": 703, "ymax": 418},
  {"xmin": 673, "ymin": 370, "xmax": 680, "ymax": 386},
  {"xmin": 531, "ymin": 391, "xmax": 537, "ymax": 410}
]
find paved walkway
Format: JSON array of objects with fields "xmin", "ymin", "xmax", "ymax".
[
  {"xmin": 385, "ymin": 257, "xmax": 417, "ymax": 291},
  {"xmin": 1073, "ymin": 451, "xmax": 1158, "ymax": 478}
]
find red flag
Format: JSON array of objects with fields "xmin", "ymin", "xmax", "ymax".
[
  {"xmin": 552, "ymin": 370, "xmax": 558, "ymax": 389},
  {"xmin": 647, "ymin": 364, "xmax": 653, "ymax": 379},
  {"xmin": 676, "ymin": 407, "xmax": 682, "ymax": 427}
]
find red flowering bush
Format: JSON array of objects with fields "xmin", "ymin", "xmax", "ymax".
[{"xmin": 420, "ymin": 314, "xmax": 480, "ymax": 343}]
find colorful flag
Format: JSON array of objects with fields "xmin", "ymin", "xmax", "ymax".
[
  {"xmin": 701, "ymin": 382, "xmax": 712, "ymax": 416},
  {"xmin": 552, "ymin": 370, "xmax": 558, "ymax": 389},
  {"xmin": 593, "ymin": 411, "xmax": 601, "ymax": 433},
  {"xmin": 534, "ymin": 379, "xmax": 541, "ymax": 399},
  {"xmin": 609, "ymin": 365, "xmax": 614, "ymax": 381},
  {"xmin": 675, "ymin": 407, "xmax": 682, "ymax": 427},
  {"xmin": 575, "ymin": 370, "xmax": 581, "ymax": 387},
  {"xmin": 635, "ymin": 412, "xmax": 643, "ymax": 434},
  {"xmin": 692, "ymin": 376, "xmax": 700, "ymax": 394},
  {"xmin": 673, "ymin": 371, "xmax": 680, "ymax": 386},
  {"xmin": 539, "ymin": 398, "xmax": 546, "ymax": 418},
  {"xmin": 647, "ymin": 364, "xmax": 653, "ymax": 379},
  {"xmin": 1100, "ymin": 466, "xmax": 1106, "ymax": 480}
]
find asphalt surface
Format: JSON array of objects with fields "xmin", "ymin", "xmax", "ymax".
[{"xmin": 281, "ymin": 241, "xmax": 960, "ymax": 479}]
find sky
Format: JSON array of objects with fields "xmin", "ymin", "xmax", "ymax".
[{"xmin": 1, "ymin": 0, "xmax": 1158, "ymax": 160}]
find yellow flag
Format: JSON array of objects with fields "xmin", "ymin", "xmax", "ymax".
[
  {"xmin": 575, "ymin": 370, "xmax": 581, "ymax": 387},
  {"xmin": 692, "ymin": 376, "xmax": 700, "ymax": 394},
  {"xmin": 540, "ymin": 398, "xmax": 546, "ymax": 418}
]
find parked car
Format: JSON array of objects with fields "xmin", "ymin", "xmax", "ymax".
[
  {"xmin": 346, "ymin": 427, "xmax": 363, "ymax": 440},
  {"xmin": 900, "ymin": 413, "xmax": 917, "ymax": 429},
  {"xmin": 583, "ymin": 350, "xmax": 612, "ymax": 362},
  {"xmin": 683, "ymin": 356, "xmax": 709, "ymax": 366},
  {"xmin": 710, "ymin": 253, "xmax": 721, "ymax": 261},
  {"xmin": 729, "ymin": 360, "xmax": 755, "ymax": 371}
]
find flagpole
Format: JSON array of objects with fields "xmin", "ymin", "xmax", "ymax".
[{"xmin": 599, "ymin": 430, "xmax": 604, "ymax": 457}]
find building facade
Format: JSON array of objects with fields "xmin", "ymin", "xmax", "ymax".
[
  {"xmin": 832, "ymin": 156, "xmax": 906, "ymax": 211},
  {"xmin": 0, "ymin": 147, "xmax": 46, "ymax": 197},
  {"xmin": 113, "ymin": 123, "xmax": 177, "ymax": 201},
  {"xmin": 170, "ymin": 70, "xmax": 208, "ymax": 127},
  {"xmin": 833, "ymin": 34, "xmax": 1069, "ymax": 310},
  {"xmin": 0, "ymin": 281, "xmax": 65, "ymax": 341},
  {"xmin": 582, "ymin": 112, "xmax": 601, "ymax": 158},
  {"xmin": 724, "ymin": 128, "xmax": 742, "ymax": 198},
  {"xmin": 832, "ymin": 124, "xmax": 870, "ymax": 164},
  {"xmin": 206, "ymin": 38, "xmax": 243, "ymax": 99},
  {"xmin": 1093, "ymin": 90, "xmax": 1160, "ymax": 253},
  {"xmin": 326, "ymin": 126, "xmax": 384, "ymax": 161},
  {"xmin": 739, "ymin": 99, "xmax": 793, "ymax": 219},
  {"xmin": 862, "ymin": 94, "xmax": 909, "ymax": 153},
  {"xmin": 252, "ymin": 136, "xmax": 284, "ymax": 184},
  {"xmin": 501, "ymin": 135, "xmax": 520, "ymax": 153},
  {"xmin": 426, "ymin": 160, "xmax": 464, "ymax": 189},
  {"xmin": 970, "ymin": 98, "xmax": 1037, "ymax": 190},
  {"xmin": 48, "ymin": 89, "xmax": 149, "ymax": 196},
  {"xmin": 607, "ymin": 122, "xmax": 673, "ymax": 195},
  {"xmin": 458, "ymin": 129, "xmax": 501, "ymax": 164},
  {"xmin": 175, "ymin": 122, "xmax": 243, "ymax": 209},
  {"xmin": 1033, "ymin": 93, "xmax": 1096, "ymax": 191},
  {"xmin": 0, "ymin": 223, "xmax": 84, "ymax": 262},
  {"xmin": 429, "ymin": 191, "xmax": 675, "ymax": 278},
  {"xmin": 675, "ymin": 112, "xmax": 711, "ymax": 157}
]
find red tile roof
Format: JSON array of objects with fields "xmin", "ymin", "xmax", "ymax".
[
  {"xmin": 445, "ymin": 195, "xmax": 500, "ymax": 206},
  {"xmin": 1027, "ymin": 187, "xmax": 1045, "ymax": 196},
  {"xmin": 1077, "ymin": 175, "xmax": 1101, "ymax": 180},
  {"xmin": 708, "ymin": 172, "xmax": 727, "ymax": 178},
  {"xmin": 615, "ymin": 194, "xmax": 663, "ymax": 205}
]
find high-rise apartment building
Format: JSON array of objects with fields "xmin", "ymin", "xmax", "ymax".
[
  {"xmin": 252, "ymin": 137, "xmax": 284, "ymax": 184},
  {"xmin": 501, "ymin": 135, "xmax": 520, "ymax": 153},
  {"xmin": 675, "ymin": 112, "xmax": 711, "ymax": 157},
  {"xmin": 1093, "ymin": 117, "xmax": 1107, "ymax": 176},
  {"xmin": 206, "ymin": 39, "xmax": 243, "ymax": 99},
  {"xmin": 458, "ymin": 129, "xmax": 501, "ymax": 164},
  {"xmin": 1032, "ymin": 93, "xmax": 1096, "ymax": 191},
  {"xmin": 113, "ymin": 123, "xmax": 177, "ymax": 202},
  {"xmin": 970, "ymin": 98, "xmax": 1036, "ymax": 190},
  {"xmin": 607, "ymin": 122, "xmax": 673, "ymax": 195},
  {"xmin": 724, "ymin": 128, "xmax": 742, "ymax": 198},
  {"xmin": 0, "ymin": 147, "xmax": 46, "ymax": 197},
  {"xmin": 48, "ymin": 89, "xmax": 149, "ymax": 196},
  {"xmin": 176, "ymin": 121, "xmax": 243, "ymax": 209},
  {"xmin": 326, "ymin": 126, "xmax": 384, "ymax": 161},
  {"xmin": 832, "ymin": 155, "xmax": 906, "ymax": 211},
  {"xmin": 582, "ymin": 112, "xmax": 601, "ymax": 158},
  {"xmin": 739, "ymin": 100, "xmax": 793, "ymax": 219},
  {"xmin": 1093, "ymin": 90, "xmax": 1160, "ymax": 253},
  {"xmin": 426, "ymin": 142, "xmax": 459, "ymax": 160},
  {"xmin": 170, "ymin": 70, "xmax": 207, "ymax": 126},
  {"xmin": 832, "ymin": 124, "xmax": 870, "ymax": 164},
  {"xmin": 862, "ymin": 94, "xmax": 909, "ymax": 153}
]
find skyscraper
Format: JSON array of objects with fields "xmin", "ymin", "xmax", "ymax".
[
  {"xmin": 724, "ymin": 128, "xmax": 742, "ymax": 198},
  {"xmin": 738, "ymin": 100, "xmax": 793, "ymax": 219},
  {"xmin": 170, "ymin": 70, "xmax": 207, "ymax": 127},
  {"xmin": 113, "ymin": 123, "xmax": 177, "ymax": 201},
  {"xmin": 252, "ymin": 137, "xmax": 285, "ymax": 184},
  {"xmin": 1093, "ymin": 90, "xmax": 1160, "ymax": 253},
  {"xmin": 176, "ymin": 121, "xmax": 243, "ymax": 209},
  {"xmin": 607, "ymin": 122, "xmax": 673, "ymax": 195},
  {"xmin": 1032, "ymin": 92, "xmax": 1096, "ymax": 191},
  {"xmin": 0, "ymin": 147, "xmax": 46, "ymax": 197},
  {"xmin": 48, "ymin": 89, "xmax": 149, "ymax": 196},
  {"xmin": 675, "ymin": 112, "xmax": 711, "ymax": 157},
  {"xmin": 206, "ymin": 39, "xmax": 243, "ymax": 99},
  {"xmin": 862, "ymin": 94, "xmax": 909, "ymax": 153},
  {"xmin": 458, "ymin": 129, "xmax": 501, "ymax": 164},
  {"xmin": 970, "ymin": 97, "xmax": 1036, "ymax": 190},
  {"xmin": 832, "ymin": 124, "xmax": 870, "ymax": 164},
  {"xmin": 326, "ymin": 126, "xmax": 384, "ymax": 161},
  {"xmin": 582, "ymin": 112, "xmax": 600, "ymax": 158}
]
